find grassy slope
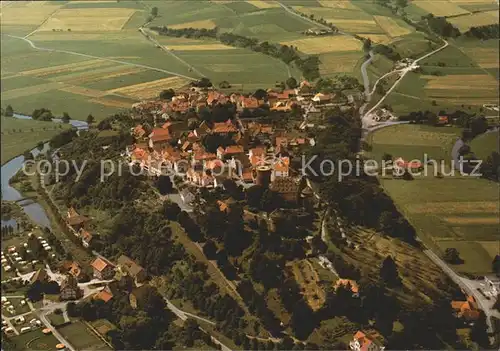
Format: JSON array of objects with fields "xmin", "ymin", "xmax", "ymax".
[
  {"xmin": 0, "ymin": 116, "xmax": 71, "ymax": 164},
  {"xmin": 367, "ymin": 124, "xmax": 500, "ymax": 274},
  {"xmin": 470, "ymin": 131, "xmax": 500, "ymax": 160}
]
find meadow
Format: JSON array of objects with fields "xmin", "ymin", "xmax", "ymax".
[
  {"xmin": 0, "ymin": 115, "xmax": 71, "ymax": 165},
  {"xmin": 58, "ymin": 320, "xmax": 113, "ymax": 351},
  {"xmin": 367, "ymin": 124, "xmax": 500, "ymax": 275}
]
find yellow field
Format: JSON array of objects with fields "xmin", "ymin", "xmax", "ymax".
[
  {"xmin": 320, "ymin": 52, "xmax": 362, "ymax": 75},
  {"xmin": 2, "ymin": 81, "xmax": 67, "ymax": 100},
  {"xmin": 360, "ymin": 34, "xmax": 391, "ymax": 43},
  {"xmin": 89, "ymin": 97, "xmax": 134, "ymax": 108},
  {"xmin": 423, "ymin": 74, "xmax": 498, "ymax": 91},
  {"xmin": 413, "ymin": 0, "xmax": 470, "ymax": 16},
  {"xmin": 38, "ymin": 8, "xmax": 136, "ymax": 31},
  {"xmin": 449, "ymin": 10, "xmax": 499, "ymax": 32},
  {"xmin": 0, "ymin": 4, "xmax": 62, "ymax": 25},
  {"xmin": 167, "ymin": 43, "xmax": 236, "ymax": 51},
  {"xmin": 107, "ymin": 76, "xmax": 190, "ymax": 99},
  {"xmin": 462, "ymin": 47, "xmax": 499, "ymax": 69},
  {"xmin": 168, "ymin": 19, "xmax": 217, "ymax": 30},
  {"xmin": 246, "ymin": 0, "xmax": 280, "ymax": 8},
  {"xmin": 59, "ymin": 85, "xmax": 108, "ymax": 98},
  {"xmin": 19, "ymin": 59, "xmax": 112, "ymax": 77},
  {"xmin": 443, "ymin": 217, "xmax": 499, "ymax": 225},
  {"xmin": 281, "ymin": 36, "xmax": 361, "ymax": 54},
  {"xmin": 29, "ymin": 31, "xmax": 140, "ymax": 41},
  {"xmin": 53, "ymin": 66, "xmax": 146, "ymax": 85},
  {"xmin": 318, "ymin": 0, "xmax": 358, "ymax": 9},
  {"xmin": 374, "ymin": 16, "xmax": 412, "ymax": 37},
  {"xmin": 478, "ymin": 241, "xmax": 500, "ymax": 258},
  {"xmin": 407, "ymin": 201, "xmax": 500, "ymax": 214},
  {"xmin": 328, "ymin": 19, "xmax": 381, "ymax": 34}
]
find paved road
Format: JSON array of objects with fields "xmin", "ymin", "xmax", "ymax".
[
  {"xmin": 425, "ymin": 250, "xmax": 500, "ymax": 337},
  {"xmin": 363, "ymin": 38, "xmax": 449, "ymax": 119},
  {"xmin": 5, "ymin": 34, "xmax": 199, "ymax": 81},
  {"xmin": 360, "ymin": 51, "xmax": 374, "ymax": 97}
]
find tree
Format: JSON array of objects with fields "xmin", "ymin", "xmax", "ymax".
[
  {"xmin": 380, "ymin": 256, "xmax": 401, "ymax": 287},
  {"xmin": 493, "ymin": 255, "xmax": 500, "ymax": 276},
  {"xmin": 86, "ymin": 114, "xmax": 95, "ymax": 125},
  {"xmin": 156, "ymin": 175, "xmax": 173, "ymax": 195},
  {"xmin": 61, "ymin": 112, "xmax": 71, "ymax": 124},
  {"xmin": 219, "ymin": 80, "xmax": 231, "ymax": 89},
  {"xmin": 443, "ymin": 248, "xmax": 462, "ymax": 264},
  {"xmin": 162, "ymin": 200, "xmax": 181, "ymax": 220},
  {"xmin": 5, "ymin": 104, "xmax": 14, "ymax": 117},
  {"xmin": 159, "ymin": 89, "xmax": 175, "ymax": 100},
  {"xmin": 382, "ymin": 153, "xmax": 393, "ymax": 162},
  {"xmin": 470, "ymin": 311, "xmax": 490, "ymax": 349},
  {"xmin": 151, "ymin": 6, "xmax": 158, "ymax": 17},
  {"xmin": 494, "ymin": 295, "xmax": 500, "ymax": 312},
  {"xmin": 203, "ymin": 239, "xmax": 217, "ymax": 259},
  {"xmin": 396, "ymin": 0, "xmax": 408, "ymax": 8},
  {"xmin": 286, "ymin": 77, "xmax": 298, "ymax": 89},
  {"xmin": 23, "ymin": 151, "xmax": 34, "ymax": 161},
  {"xmin": 363, "ymin": 38, "xmax": 372, "ymax": 52},
  {"xmin": 253, "ymin": 89, "xmax": 268, "ymax": 100}
]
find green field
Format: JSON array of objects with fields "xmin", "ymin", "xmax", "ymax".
[
  {"xmin": 470, "ymin": 131, "xmax": 500, "ymax": 160},
  {"xmin": 58, "ymin": 320, "xmax": 113, "ymax": 351},
  {"xmin": 367, "ymin": 124, "xmax": 500, "ymax": 275},
  {"xmin": 0, "ymin": 116, "xmax": 71, "ymax": 164}
]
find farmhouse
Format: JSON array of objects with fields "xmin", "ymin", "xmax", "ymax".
[
  {"xmin": 334, "ymin": 279, "xmax": 359, "ymax": 297},
  {"xmin": 349, "ymin": 330, "xmax": 385, "ymax": 351},
  {"xmin": 117, "ymin": 255, "xmax": 147, "ymax": 284},
  {"xmin": 451, "ymin": 295, "xmax": 480, "ymax": 321},
  {"xmin": 91, "ymin": 257, "xmax": 115, "ymax": 280}
]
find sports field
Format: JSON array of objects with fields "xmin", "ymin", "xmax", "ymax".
[
  {"xmin": 7, "ymin": 329, "xmax": 60, "ymax": 351},
  {"xmin": 367, "ymin": 124, "xmax": 500, "ymax": 275},
  {"xmin": 1, "ymin": 115, "xmax": 71, "ymax": 165},
  {"xmin": 58, "ymin": 320, "xmax": 113, "ymax": 351}
]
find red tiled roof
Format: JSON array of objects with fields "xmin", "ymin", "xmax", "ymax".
[
  {"xmin": 94, "ymin": 289, "xmax": 113, "ymax": 303},
  {"xmin": 212, "ymin": 121, "xmax": 237, "ymax": 133},
  {"xmin": 91, "ymin": 258, "xmax": 112, "ymax": 272},
  {"xmin": 149, "ymin": 128, "xmax": 171, "ymax": 142},
  {"xmin": 224, "ymin": 145, "xmax": 244, "ymax": 154}
]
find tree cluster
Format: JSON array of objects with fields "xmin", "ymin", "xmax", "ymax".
[
  {"xmin": 465, "ymin": 23, "xmax": 499, "ymax": 39},
  {"xmin": 423, "ymin": 14, "xmax": 461, "ymax": 38}
]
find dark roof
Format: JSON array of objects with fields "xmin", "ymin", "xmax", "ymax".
[
  {"xmin": 67, "ymin": 215, "xmax": 90, "ymax": 226},
  {"xmin": 30, "ymin": 269, "xmax": 49, "ymax": 284}
]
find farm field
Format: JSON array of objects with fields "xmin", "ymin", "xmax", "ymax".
[
  {"xmin": 367, "ymin": 124, "xmax": 500, "ymax": 275},
  {"xmin": 448, "ymin": 10, "xmax": 499, "ymax": 32},
  {"xmin": 385, "ymin": 41, "xmax": 499, "ymax": 114},
  {"xmin": 0, "ymin": 116, "xmax": 71, "ymax": 165},
  {"xmin": 412, "ymin": 0, "xmax": 470, "ymax": 16},
  {"xmin": 58, "ymin": 320, "xmax": 113, "ymax": 351}
]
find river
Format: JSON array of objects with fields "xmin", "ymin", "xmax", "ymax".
[{"xmin": 1, "ymin": 114, "xmax": 88, "ymax": 228}]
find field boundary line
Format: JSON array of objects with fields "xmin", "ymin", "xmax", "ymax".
[
  {"xmin": 4, "ymin": 34, "xmax": 199, "ymax": 81},
  {"xmin": 23, "ymin": 4, "xmax": 61, "ymax": 39}
]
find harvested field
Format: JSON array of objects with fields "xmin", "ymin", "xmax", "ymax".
[
  {"xmin": 288, "ymin": 259, "xmax": 325, "ymax": 311},
  {"xmin": 328, "ymin": 19, "xmax": 381, "ymax": 34},
  {"xmin": 478, "ymin": 241, "xmax": 500, "ymax": 259},
  {"xmin": 50, "ymin": 66, "xmax": 146, "ymax": 85},
  {"xmin": 168, "ymin": 19, "xmax": 217, "ymax": 29},
  {"xmin": 2, "ymin": 81, "xmax": 66, "ymax": 100},
  {"xmin": 168, "ymin": 43, "xmax": 236, "ymax": 51},
  {"xmin": 107, "ymin": 76, "xmax": 190, "ymax": 99},
  {"xmin": 423, "ymin": 74, "xmax": 498, "ymax": 91},
  {"xmin": 443, "ymin": 217, "xmax": 499, "ymax": 225},
  {"xmin": 406, "ymin": 201, "xmax": 500, "ymax": 214},
  {"xmin": 318, "ymin": 0, "xmax": 358, "ymax": 9},
  {"xmin": 281, "ymin": 36, "xmax": 361, "ymax": 54},
  {"xmin": 89, "ymin": 97, "xmax": 135, "ymax": 108},
  {"xmin": 359, "ymin": 34, "xmax": 391, "ymax": 43},
  {"xmin": 38, "ymin": 8, "xmax": 136, "ymax": 31},
  {"xmin": 448, "ymin": 10, "xmax": 499, "ymax": 32},
  {"xmin": 19, "ymin": 59, "xmax": 112, "ymax": 77},
  {"xmin": 413, "ymin": 0, "xmax": 470, "ymax": 16},
  {"xmin": 246, "ymin": 0, "xmax": 280, "ymax": 8},
  {"xmin": 462, "ymin": 48, "xmax": 499, "ymax": 69},
  {"xmin": 59, "ymin": 85, "xmax": 108, "ymax": 98},
  {"xmin": 320, "ymin": 51, "xmax": 362, "ymax": 75},
  {"xmin": 0, "ymin": 4, "xmax": 62, "ymax": 25},
  {"xmin": 374, "ymin": 16, "xmax": 412, "ymax": 37}
]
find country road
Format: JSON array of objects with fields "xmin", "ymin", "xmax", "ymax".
[
  {"xmin": 425, "ymin": 250, "xmax": 500, "ymax": 339},
  {"xmin": 4, "ymin": 34, "xmax": 199, "ymax": 81},
  {"xmin": 363, "ymin": 38, "xmax": 449, "ymax": 118}
]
